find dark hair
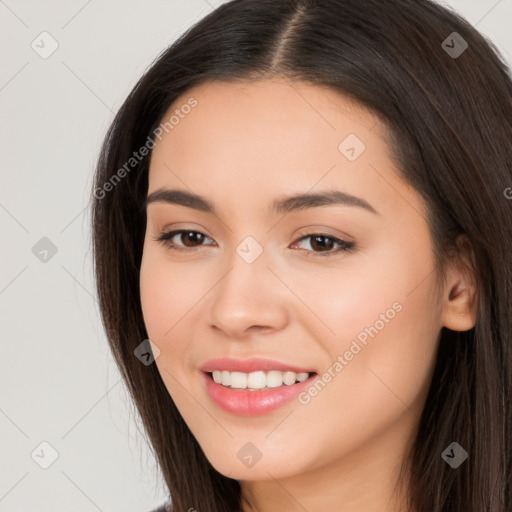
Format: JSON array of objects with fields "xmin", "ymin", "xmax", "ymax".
[{"xmin": 91, "ymin": 1, "xmax": 512, "ymax": 511}]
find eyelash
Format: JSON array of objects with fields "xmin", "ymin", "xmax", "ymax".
[{"xmin": 152, "ymin": 229, "xmax": 355, "ymax": 258}]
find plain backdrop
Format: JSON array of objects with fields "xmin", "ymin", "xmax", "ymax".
[{"xmin": 0, "ymin": 0, "xmax": 510, "ymax": 510}]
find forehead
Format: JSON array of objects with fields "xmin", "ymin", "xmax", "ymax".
[
  {"xmin": 146, "ymin": 78, "xmax": 422, "ymax": 222},
  {"xmin": 149, "ymin": 79, "xmax": 384, "ymax": 173},
  {"xmin": 154, "ymin": 78, "xmax": 384, "ymax": 147}
]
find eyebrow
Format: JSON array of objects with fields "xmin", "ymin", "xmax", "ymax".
[{"xmin": 144, "ymin": 188, "xmax": 378, "ymax": 215}]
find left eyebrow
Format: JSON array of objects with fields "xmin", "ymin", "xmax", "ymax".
[
  {"xmin": 144, "ymin": 188, "xmax": 378, "ymax": 215},
  {"xmin": 271, "ymin": 190, "xmax": 378, "ymax": 215}
]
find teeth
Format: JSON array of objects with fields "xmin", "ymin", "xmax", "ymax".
[
  {"xmin": 283, "ymin": 371, "xmax": 297, "ymax": 385},
  {"xmin": 211, "ymin": 370, "xmax": 311, "ymax": 390},
  {"xmin": 247, "ymin": 371, "xmax": 266, "ymax": 389},
  {"xmin": 221, "ymin": 371, "xmax": 231, "ymax": 386},
  {"xmin": 230, "ymin": 372, "xmax": 247, "ymax": 389}
]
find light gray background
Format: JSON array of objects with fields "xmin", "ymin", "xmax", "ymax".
[{"xmin": 1, "ymin": 1, "xmax": 510, "ymax": 510}]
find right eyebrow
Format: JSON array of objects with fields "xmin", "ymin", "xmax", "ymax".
[{"xmin": 144, "ymin": 188, "xmax": 215, "ymax": 213}]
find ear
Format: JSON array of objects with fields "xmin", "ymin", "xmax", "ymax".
[{"xmin": 441, "ymin": 235, "xmax": 478, "ymax": 331}]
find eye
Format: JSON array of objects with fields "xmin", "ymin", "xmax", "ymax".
[
  {"xmin": 153, "ymin": 229, "xmax": 215, "ymax": 253},
  {"xmin": 153, "ymin": 229, "xmax": 355, "ymax": 257},
  {"xmin": 290, "ymin": 233, "xmax": 355, "ymax": 257}
]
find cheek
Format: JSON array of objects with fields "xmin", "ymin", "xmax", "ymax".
[
  {"xmin": 286, "ymin": 275, "xmax": 440, "ymax": 472},
  {"xmin": 139, "ymin": 254, "xmax": 170, "ymax": 340},
  {"xmin": 291, "ymin": 237, "xmax": 441, "ymax": 412},
  {"xmin": 280, "ymin": 243, "xmax": 435, "ymax": 343},
  {"xmin": 139, "ymin": 247, "xmax": 202, "ymax": 408},
  {"xmin": 139, "ymin": 245, "xmax": 205, "ymax": 341}
]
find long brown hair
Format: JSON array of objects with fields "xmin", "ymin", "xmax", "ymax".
[{"xmin": 91, "ymin": 1, "xmax": 512, "ymax": 510}]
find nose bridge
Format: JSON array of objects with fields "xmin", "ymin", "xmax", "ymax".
[
  {"xmin": 208, "ymin": 234, "xmax": 288, "ymax": 335},
  {"xmin": 217, "ymin": 234, "xmax": 273, "ymax": 307}
]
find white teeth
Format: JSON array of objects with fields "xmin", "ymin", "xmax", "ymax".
[
  {"xmin": 266, "ymin": 370, "xmax": 283, "ymax": 388},
  {"xmin": 247, "ymin": 371, "xmax": 266, "ymax": 389},
  {"xmin": 210, "ymin": 370, "xmax": 311, "ymax": 390},
  {"xmin": 283, "ymin": 371, "xmax": 297, "ymax": 385},
  {"xmin": 221, "ymin": 370, "xmax": 231, "ymax": 386},
  {"xmin": 230, "ymin": 372, "xmax": 247, "ymax": 389}
]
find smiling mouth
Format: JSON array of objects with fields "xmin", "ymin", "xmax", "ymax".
[
  {"xmin": 206, "ymin": 370, "xmax": 317, "ymax": 391},
  {"xmin": 202, "ymin": 369, "xmax": 319, "ymax": 416}
]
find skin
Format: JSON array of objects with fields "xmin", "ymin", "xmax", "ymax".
[{"xmin": 139, "ymin": 78, "xmax": 477, "ymax": 512}]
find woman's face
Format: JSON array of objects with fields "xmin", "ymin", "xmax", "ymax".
[{"xmin": 139, "ymin": 78, "xmax": 446, "ymax": 484}]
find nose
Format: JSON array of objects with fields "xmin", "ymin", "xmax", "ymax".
[{"xmin": 207, "ymin": 246, "xmax": 289, "ymax": 339}]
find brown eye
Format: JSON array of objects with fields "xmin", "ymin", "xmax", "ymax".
[
  {"xmin": 309, "ymin": 235, "xmax": 336, "ymax": 252},
  {"xmin": 178, "ymin": 231, "xmax": 207, "ymax": 247},
  {"xmin": 292, "ymin": 233, "xmax": 355, "ymax": 257},
  {"xmin": 153, "ymin": 229, "xmax": 214, "ymax": 252}
]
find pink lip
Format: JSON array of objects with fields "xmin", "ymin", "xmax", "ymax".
[
  {"xmin": 199, "ymin": 357, "xmax": 316, "ymax": 374},
  {"xmin": 200, "ymin": 371, "xmax": 317, "ymax": 416}
]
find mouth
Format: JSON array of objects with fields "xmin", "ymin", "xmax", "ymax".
[{"xmin": 201, "ymin": 369, "xmax": 318, "ymax": 416}]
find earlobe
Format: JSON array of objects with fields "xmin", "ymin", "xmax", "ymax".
[
  {"xmin": 442, "ymin": 279, "xmax": 477, "ymax": 331},
  {"xmin": 441, "ymin": 236, "xmax": 478, "ymax": 332}
]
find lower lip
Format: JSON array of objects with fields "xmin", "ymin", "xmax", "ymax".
[{"xmin": 201, "ymin": 371, "xmax": 317, "ymax": 416}]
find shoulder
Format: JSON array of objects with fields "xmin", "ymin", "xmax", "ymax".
[{"xmin": 149, "ymin": 502, "xmax": 172, "ymax": 512}]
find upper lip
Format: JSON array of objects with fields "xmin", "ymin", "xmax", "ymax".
[{"xmin": 199, "ymin": 357, "xmax": 316, "ymax": 374}]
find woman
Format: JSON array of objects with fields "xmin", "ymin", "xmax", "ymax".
[{"xmin": 91, "ymin": 1, "xmax": 512, "ymax": 511}]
